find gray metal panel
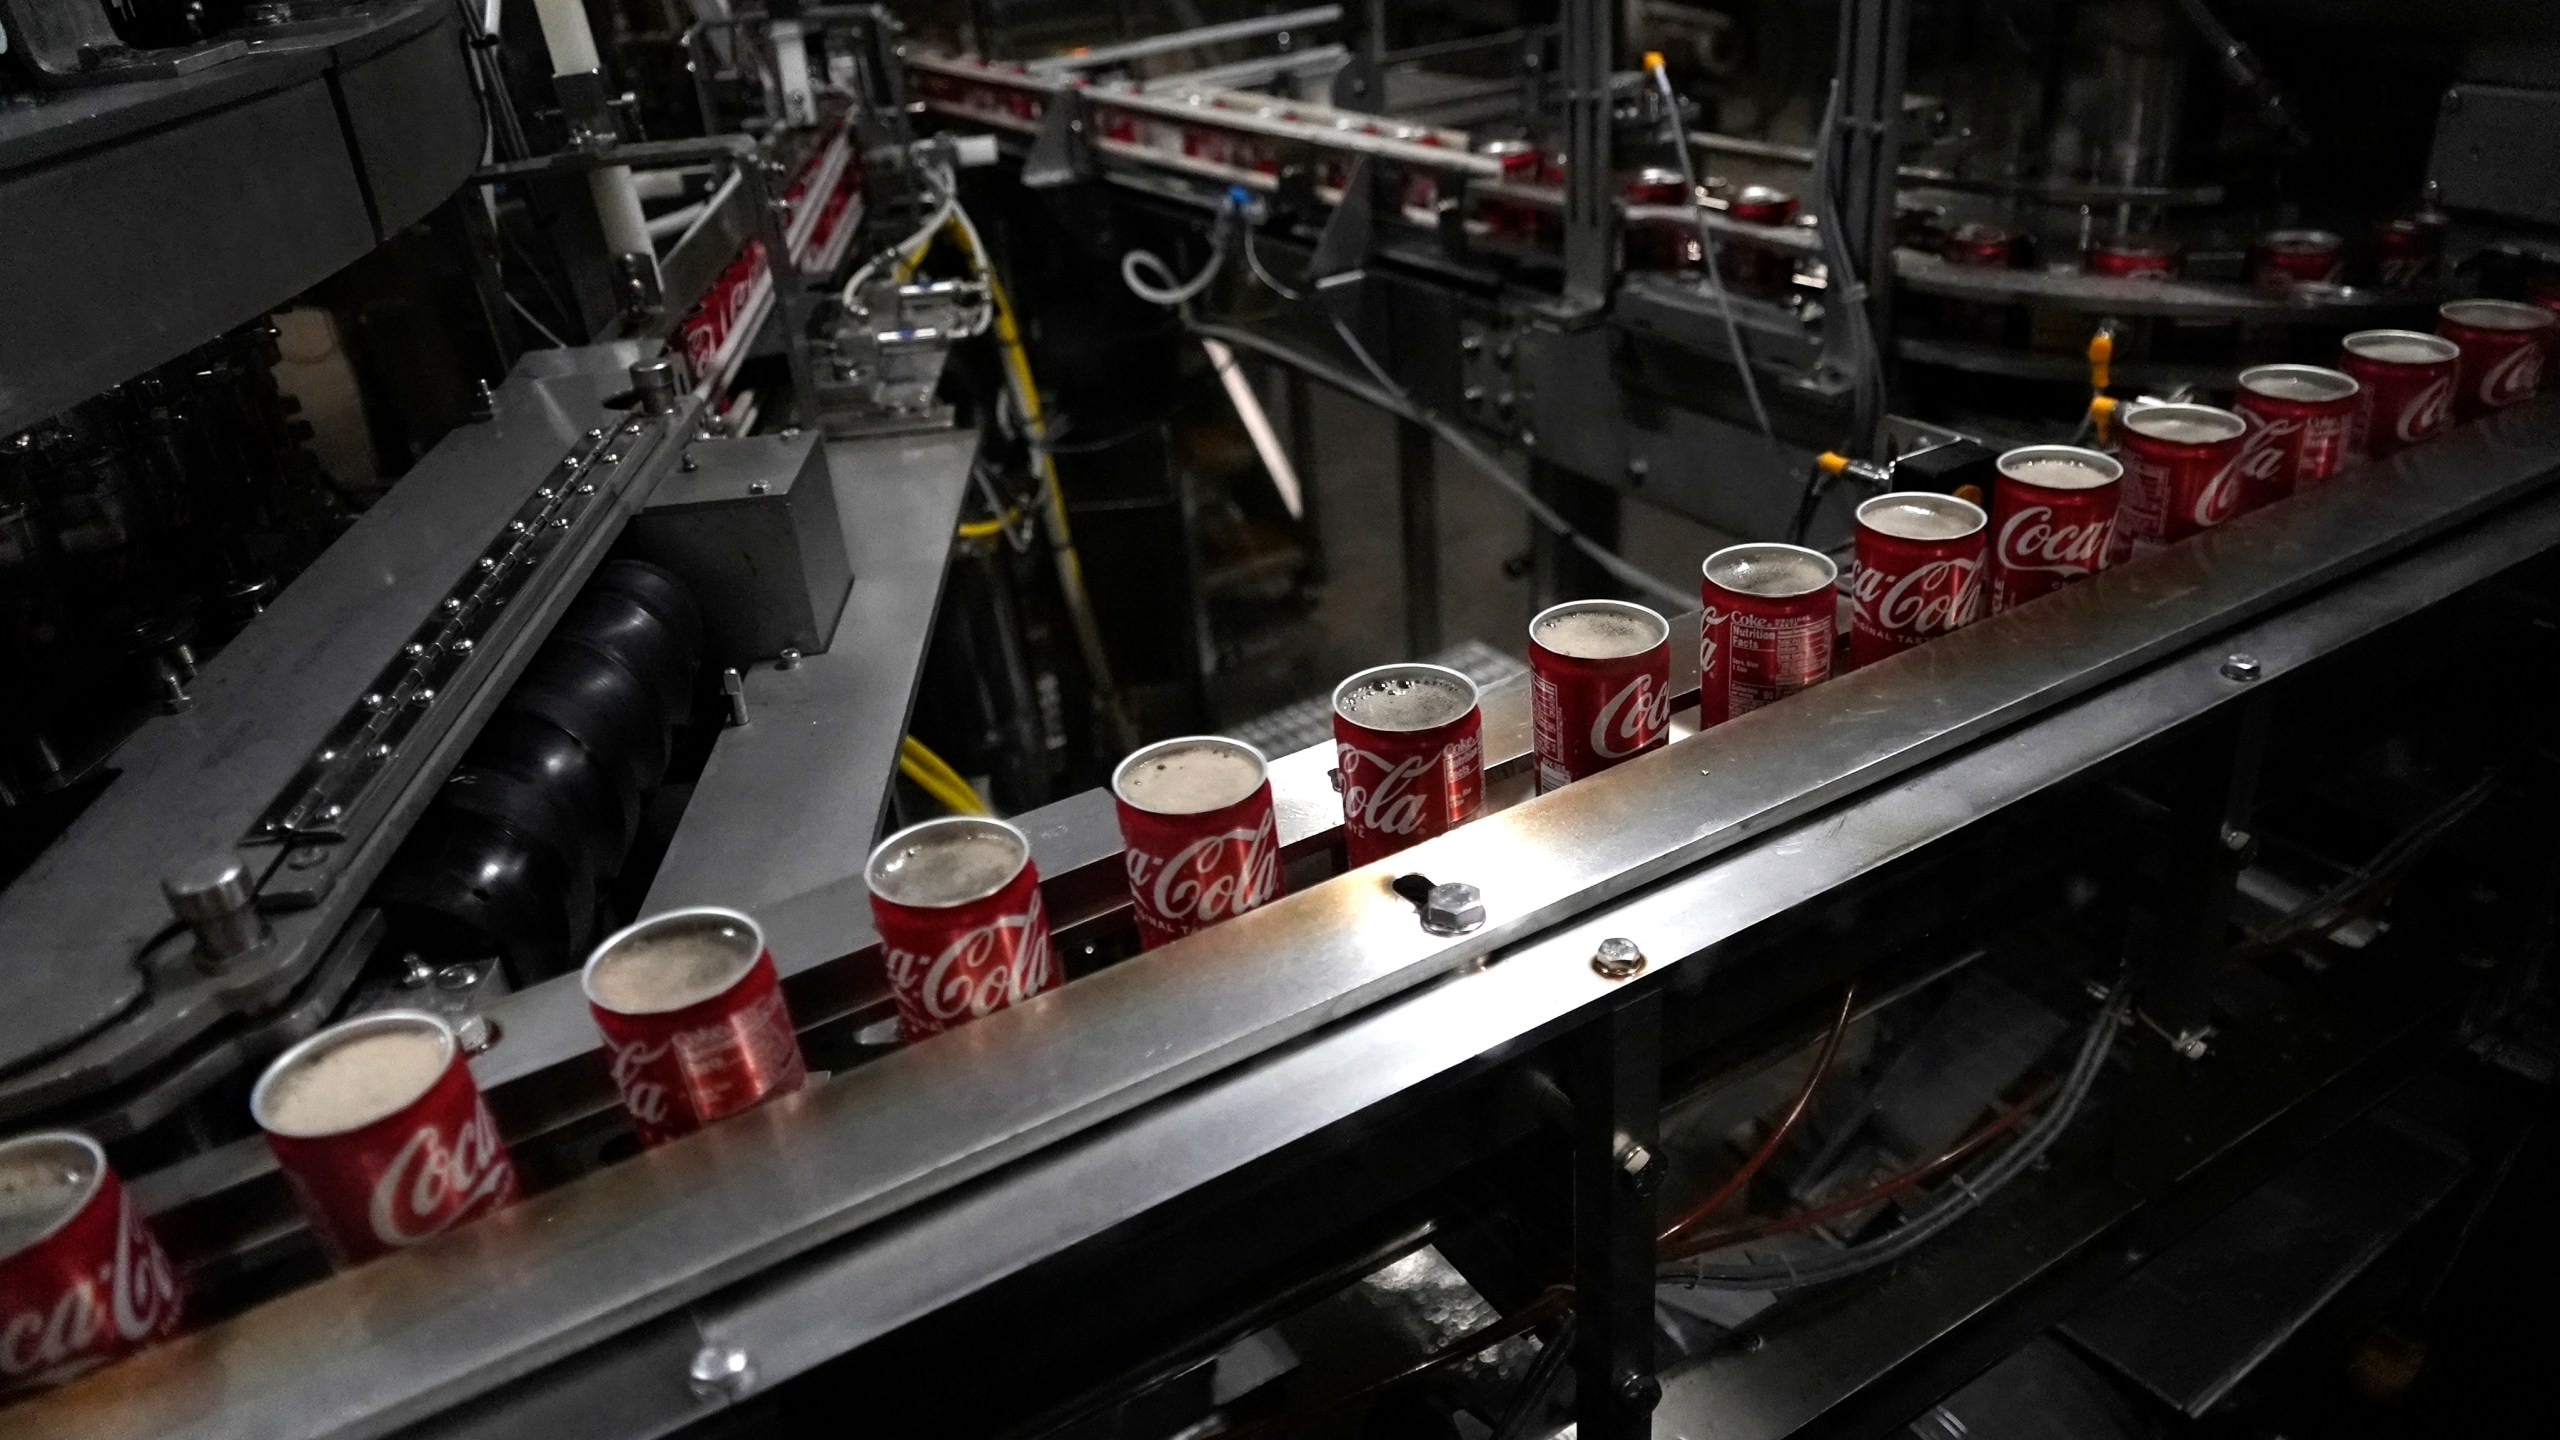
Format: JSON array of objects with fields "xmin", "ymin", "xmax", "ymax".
[
  {"xmin": 334, "ymin": 10, "xmax": 484, "ymax": 236},
  {"xmin": 0, "ymin": 347, "xmax": 669, "ymax": 1114},
  {"xmin": 33, "ymin": 432, "xmax": 2560, "ymax": 1440},
  {"xmin": 638, "ymin": 428, "xmax": 977, "ymax": 939},
  {"xmin": 0, "ymin": 76, "xmax": 375, "ymax": 436},
  {"xmin": 2428, "ymin": 83, "xmax": 2560, "ymax": 227},
  {"xmin": 2061, "ymin": 1112, "xmax": 2467, "ymax": 1415},
  {"xmin": 621, "ymin": 433, "xmax": 853, "ymax": 664}
]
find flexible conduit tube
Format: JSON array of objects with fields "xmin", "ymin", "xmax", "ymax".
[{"xmin": 530, "ymin": 0, "xmax": 658, "ymax": 278}]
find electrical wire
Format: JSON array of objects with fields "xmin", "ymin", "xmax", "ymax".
[
  {"xmin": 898, "ymin": 735, "xmax": 988, "ymax": 815},
  {"xmin": 1658, "ymin": 983, "xmax": 1858, "ymax": 1244},
  {"xmin": 1662, "ymin": 1077, "xmax": 2057, "ymax": 1259},
  {"xmin": 1648, "ymin": 57, "xmax": 1783, "ymax": 469},
  {"xmin": 505, "ymin": 292, "xmax": 570, "ymax": 350},
  {"xmin": 1661, "ymin": 990, "xmax": 2127, "ymax": 1289},
  {"xmin": 1120, "ymin": 193, "xmax": 1245, "ymax": 307}
]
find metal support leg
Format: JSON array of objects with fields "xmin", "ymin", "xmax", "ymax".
[
  {"xmin": 746, "ymin": 160, "xmax": 821, "ymax": 428},
  {"xmin": 1570, "ymin": 992, "xmax": 1663, "ymax": 1440},
  {"xmin": 1557, "ymin": 0, "xmax": 1616, "ymax": 311},
  {"xmin": 1530, "ymin": 459, "xmax": 1623, "ymax": 606},
  {"xmin": 1287, "ymin": 369, "xmax": 1326, "ymax": 583},
  {"xmin": 1399, "ymin": 417, "xmax": 1442, "ymax": 656},
  {"xmin": 2113, "ymin": 693, "xmax": 2272, "ymax": 1187}
]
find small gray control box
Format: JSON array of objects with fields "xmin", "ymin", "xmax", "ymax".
[{"xmin": 620, "ymin": 432, "xmax": 853, "ymax": 664}]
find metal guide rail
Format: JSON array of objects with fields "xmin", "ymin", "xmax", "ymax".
[{"xmin": 9, "ymin": 402, "xmax": 2559, "ymax": 1438}]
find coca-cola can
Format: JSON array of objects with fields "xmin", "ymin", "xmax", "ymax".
[
  {"xmin": 2438, "ymin": 298, "xmax": 2553, "ymax": 419},
  {"xmin": 867, "ymin": 817, "xmax": 1060, "ymax": 1040},
  {"xmin": 2251, "ymin": 229, "xmax": 2344, "ymax": 289},
  {"xmin": 1987, "ymin": 445, "xmax": 2122, "ymax": 612},
  {"xmin": 1849, "ymin": 492, "xmax": 1987, "ymax": 668},
  {"xmin": 1332, "ymin": 663, "xmax": 1484, "ymax": 866},
  {"xmin": 2085, "ymin": 235, "xmax": 2181, "ymax": 279},
  {"xmin": 1112, "ymin": 736, "xmax": 1282, "ymax": 949},
  {"xmin": 2372, "ymin": 216, "xmax": 2440, "ymax": 289},
  {"xmin": 1722, "ymin": 184, "xmax": 1799, "ymax": 296},
  {"xmin": 1699, "ymin": 543, "xmax": 1836, "ymax": 726},
  {"xmin": 1528, "ymin": 600, "xmax": 1670, "ymax": 790},
  {"xmin": 2110, "ymin": 402, "xmax": 2248, "ymax": 560},
  {"xmin": 0, "ymin": 1132, "xmax": 183, "ymax": 1396},
  {"xmin": 582, "ymin": 907, "xmax": 807, "ymax": 1147},
  {"xmin": 252, "ymin": 1011, "xmax": 519, "ymax": 1270},
  {"xmin": 2233, "ymin": 364, "xmax": 2360, "ymax": 507},
  {"xmin": 2339, "ymin": 329, "xmax": 2459, "ymax": 458}
]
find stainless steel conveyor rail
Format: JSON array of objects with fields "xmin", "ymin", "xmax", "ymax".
[{"xmin": 12, "ymin": 401, "xmax": 2560, "ymax": 1440}]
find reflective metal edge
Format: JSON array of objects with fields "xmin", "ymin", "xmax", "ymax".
[{"xmin": 49, "ymin": 428, "xmax": 2560, "ymax": 1440}]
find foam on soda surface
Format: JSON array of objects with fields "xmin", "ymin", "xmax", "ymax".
[
  {"xmin": 1337, "ymin": 672, "xmax": 1473, "ymax": 732},
  {"xmin": 2126, "ymin": 408, "xmax": 2244, "ymax": 446},
  {"xmin": 0, "ymin": 1138, "xmax": 95, "ymax": 1258},
  {"xmin": 1119, "ymin": 741, "xmax": 1263, "ymax": 815},
  {"xmin": 591, "ymin": 913, "xmax": 757, "ymax": 1014},
  {"xmin": 2347, "ymin": 332, "xmax": 2457, "ymax": 366},
  {"xmin": 1535, "ymin": 607, "xmax": 1660, "ymax": 659},
  {"xmin": 870, "ymin": 826, "xmax": 1025, "ymax": 907},
  {"xmin": 2244, "ymin": 368, "xmax": 2355, "ymax": 403},
  {"xmin": 1708, "ymin": 545, "xmax": 1834, "ymax": 597},
  {"xmin": 261, "ymin": 1025, "xmax": 449, "ymax": 1138},
  {"xmin": 2004, "ymin": 457, "xmax": 2115, "ymax": 490},
  {"xmin": 1862, "ymin": 496, "xmax": 1982, "ymax": 542}
]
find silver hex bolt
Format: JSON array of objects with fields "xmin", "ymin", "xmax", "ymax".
[
  {"xmin": 1591, "ymin": 937, "xmax": 1646, "ymax": 980},
  {"xmin": 2221, "ymin": 653, "xmax": 2262, "ymax": 683},
  {"xmin": 687, "ymin": 1344, "xmax": 754, "ymax": 1401},
  {"xmin": 1419, "ymin": 882, "xmax": 1485, "ymax": 936}
]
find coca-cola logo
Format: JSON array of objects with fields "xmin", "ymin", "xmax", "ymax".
[
  {"xmin": 2397, "ymin": 375, "xmax": 2454, "ymax": 443},
  {"xmin": 606, "ymin": 1036, "xmax": 675, "ymax": 1132},
  {"xmin": 0, "ymin": 1192, "xmax": 181, "ymax": 1386},
  {"xmin": 1589, "ymin": 673, "xmax": 1671, "ymax": 760},
  {"xmin": 2482, "ymin": 343, "xmax": 2545, "ymax": 406},
  {"xmin": 1339, "ymin": 746, "xmax": 1437, "ymax": 838},
  {"xmin": 367, "ymin": 1103, "xmax": 514, "ymax": 1248},
  {"xmin": 883, "ymin": 891, "xmax": 1058, "ymax": 1026},
  {"xmin": 2191, "ymin": 453, "xmax": 2245, "ymax": 527},
  {"xmin": 1697, "ymin": 604, "xmax": 1726, "ymax": 679},
  {"xmin": 1130, "ymin": 809, "xmax": 1280, "ymax": 928},
  {"xmin": 2237, "ymin": 414, "xmax": 2298, "ymax": 486},
  {"xmin": 1853, "ymin": 557, "xmax": 1981, "ymax": 635},
  {"xmin": 1996, "ymin": 504, "xmax": 2110, "ymax": 578}
]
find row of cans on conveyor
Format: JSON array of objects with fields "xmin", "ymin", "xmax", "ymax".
[{"xmin": 9, "ymin": 296, "xmax": 2548, "ymax": 1396}]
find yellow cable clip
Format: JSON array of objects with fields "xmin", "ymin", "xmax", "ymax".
[
  {"xmin": 2087, "ymin": 328, "xmax": 2115, "ymax": 394},
  {"xmin": 1817, "ymin": 451, "xmax": 1853, "ymax": 475},
  {"xmin": 2089, "ymin": 394, "xmax": 2120, "ymax": 447}
]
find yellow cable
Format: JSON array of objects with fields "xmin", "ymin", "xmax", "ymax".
[
  {"xmin": 901, "ymin": 735, "xmax": 979, "ymax": 799},
  {"xmin": 2087, "ymin": 328, "xmax": 2114, "ymax": 393},
  {"xmin": 899, "ymin": 736, "xmax": 988, "ymax": 815},
  {"xmin": 2090, "ymin": 394, "xmax": 2120, "ymax": 446}
]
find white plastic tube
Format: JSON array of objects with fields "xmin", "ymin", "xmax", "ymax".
[
  {"xmin": 530, "ymin": 0, "xmax": 601, "ymax": 75},
  {"xmin": 525, "ymin": 0, "xmax": 659, "ymax": 278}
]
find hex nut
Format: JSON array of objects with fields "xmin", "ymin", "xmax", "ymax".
[
  {"xmin": 1591, "ymin": 937, "xmax": 1646, "ymax": 980},
  {"xmin": 1420, "ymin": 882, "xmax": 1485, "ymax": 935},
  {"xmin": 687, "ymin": 1344, "xmax": 754, "ymax": 1401},
  {"xmin": 2221, "ymin": 653, "xmax": 2262, "ymax": 683}
]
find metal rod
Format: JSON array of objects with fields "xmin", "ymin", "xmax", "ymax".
[
  {"xmin": 1026, "ymin": 5, "xmax": 1345, "ymax": 73},
  {"xmin": 1398, "ymin": 415, "xmax": 1441, "ymax": 655}
]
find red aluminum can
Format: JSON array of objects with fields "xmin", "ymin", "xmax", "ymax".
[
  {"xmin": 1332, "ymin": 663, "xmax": 1483, "ymax": 866},
  {"xmin": 0, "ymin": 1133, "xmax": 183, "ymax": 1396},
  {"xmin": 1987, "ymin": 445, "xmax": 2123, "ymax": 613},
  {"xmin": 1723, "ymin": 185, "xmax": 1799, "ymax": 296},
  {"xmin": 2339, "ymin": 329, "xmax": 2459, "ymax": 458},
  {"xmin": 582, "ymin": 907, "xmax": 807, "ymax": 1147},
  {"xmin": 1699, "ymin": 543, "xmax": 1836, "ymax": 726},
  {"xmin": 1942, "ymin": 222, "xmax": 2017, "ymax": 268},
  {"xmin": 867, "ymin": 817, "xmax": 1060, "ymax": 1040},
  {"xmin": 2085, "ymin": 235, "xmax": 2181, "ymax": 279},
  {"xmin": 252, "ymin": 1011, "xmax": 519, "ymax": 1270},
  {"xmin": 2438, "ymin": 299, "xmax": 2554, "ymax": 419},
  {"xmin": 2372, "ymin": 216, "xmax": 2440, "ymax": 289},
  {"xmin": 2251, "ymin": 229, "xmax": 2344, "ymax": 288},
  {"xmin": 2233, "ymin": 364, "xmax": 2360, "ymax": 507},
  {"xmin": 1528, "ymin": 600, "xmax": 1671, "ymax": 790},
  {"xmin": 1849, "ymin": 492, "xmax": 1987, "ymax": 668},
  {"xmin": 1112, "ymin": 736, "xmax": 1282, "ymax": 949},
  {"xmin": 2111, "ymin": 403, "xmax": 2248, "ymax": 559}
]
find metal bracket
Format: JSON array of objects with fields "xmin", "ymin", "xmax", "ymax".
[{"xmin": 1022, "ymin": 87, "xmax": 1097, "ymax": 189}]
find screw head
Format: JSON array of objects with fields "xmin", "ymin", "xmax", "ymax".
[
  {"xmin": 2221, "ymin": 653, "xmax": 2262, "ymax": 683},
  {"xmin": 688, "ymin": 1344, "xmax": 754, "ymax": 1400},
  {"xmin": 1618, "ymin": 1143, "xmax": 1661, "ymax": 1195},
  {"xmin": 1592, "ymin": 937, "xmax": 1646, "ymax": 980},
  {"xmin": 748, "ymin": 480, "xmax": 770, "ymax": 494},
  {"xmin": 1615, "ymin": 1367, "xmax": 1662, "ymax": 1410},
  {"xmin": 1420, "ymin": 882, "xmax": 1485, "ymax": 935},
  {"xmin": 776, "ymin": 647, "xmax": 802, "ymax": 670},
  {"xmin": 453, "ymin": 1014, "xmax": 498, "ymax": 1054}
]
